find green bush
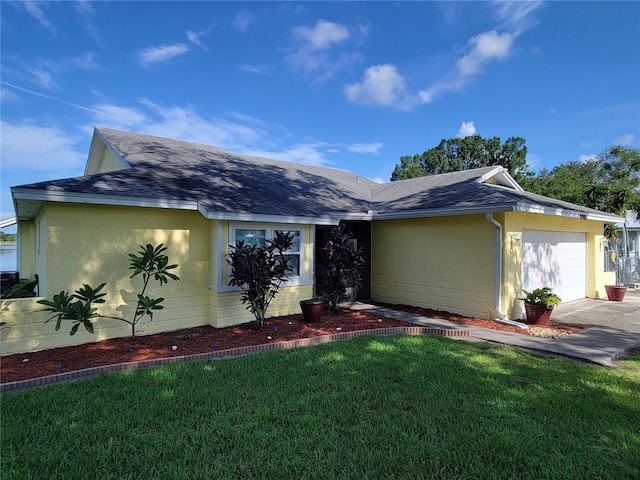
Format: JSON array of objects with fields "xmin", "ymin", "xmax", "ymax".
[
  {"xmin": 38, "ymin": 244, "xmax": 179, "ymax": 338},
  {"xmin": 227, "ymin": 231, "xmax": 294, "ymax": 328}
]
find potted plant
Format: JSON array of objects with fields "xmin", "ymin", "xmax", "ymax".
[
  {"xmin": 299, "ymin": 298, "xmax": 325, "ymax": 322},
  {"xmin": 520, "ymin": 287, "xmax": 561, "ymax": 326},
  {"xmin": 604, "ymin": 284, "xmax": 627, "ymax": 301}
]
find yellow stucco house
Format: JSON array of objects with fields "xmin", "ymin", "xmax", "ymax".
[{"xmin": 2, "ymin": 127, "xmax": 622, "ymax": 355}]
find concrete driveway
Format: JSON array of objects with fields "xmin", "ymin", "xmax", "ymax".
[
  {"xmin": 551, "ymin": 291, "xmax": 640, "ymax": 334},
  {"xmin": 545, "ymin": 291, "xmax": 640, "ymax": 365}
]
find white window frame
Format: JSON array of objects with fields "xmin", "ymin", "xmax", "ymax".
[{"xmin": 215, "ymin": 223, "xmax": 310, "ymax": 291}]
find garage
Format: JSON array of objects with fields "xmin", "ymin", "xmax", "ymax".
[{"xmin": 522, "ymin": 230, "xmax": 587, "ymax": 303}]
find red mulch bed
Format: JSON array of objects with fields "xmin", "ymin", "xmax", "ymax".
[{"xmin": 0, "ymin": 305, "xmax": 581, "ymax": 384}]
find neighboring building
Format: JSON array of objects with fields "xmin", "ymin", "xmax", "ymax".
[{"xmin": 2, "ymin": 128, "xmax": 622, "ymax": 355}]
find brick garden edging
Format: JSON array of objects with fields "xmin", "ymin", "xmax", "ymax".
[{"xmin": 1, "ymin": 326, "xmax": 468, "ymax": 394}]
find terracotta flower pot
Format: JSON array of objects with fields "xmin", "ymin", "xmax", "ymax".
[
  {"xmin": 524, "ymin": 303, "xmax": 553, "ymax": 326},
  {"xmin": 604, "ymin": 285, "xmax": 626, "ymax": 302},
  {"xmin": 300, "ymin": 299, "xmax": 324, "ymax": 322}
]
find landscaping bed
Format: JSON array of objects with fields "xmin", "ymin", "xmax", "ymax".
[{"xmin": 0, "ymin": 305, "xmax": 581, "ymax": 383}]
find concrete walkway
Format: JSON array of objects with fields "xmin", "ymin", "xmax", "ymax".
[{"xmin": 349, "ymin": 293, "xmax": 640, "ymax": 366}]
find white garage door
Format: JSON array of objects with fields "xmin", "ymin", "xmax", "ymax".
[{"xmin": 522, "ymin": 230, "xmax": 587, "ymax": 303}]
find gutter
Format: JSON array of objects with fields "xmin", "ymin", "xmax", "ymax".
[
  {"xmin": 0, "ymin": 217, "xmax": 17, "ymax": 228},
  {"xmin": 485, "ymin": 213, "xmax": 529, "ymax": 330},
  {"xmin": 373, "ymin": 204, "xmax": 516, "ymax": 220}
]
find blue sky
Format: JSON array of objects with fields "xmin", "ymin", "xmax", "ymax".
[{"xmin": 1, "ymin": 1, "xmax": 639, "ymax": 224}]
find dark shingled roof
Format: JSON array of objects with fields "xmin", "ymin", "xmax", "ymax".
[{"xmin": 12, "ymin": 127, "xmax": 622, "ymax": 223}]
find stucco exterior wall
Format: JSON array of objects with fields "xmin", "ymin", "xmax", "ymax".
[
  {"xmin": 16, "ymin": 220, "xmax": 36, "ymax": 280},
  {"xmin": 370, "ymin": 212, "xmax": 613, "ymax": 321},
  {"xmin": 371, "ymin": 215, "xmax": 497, "ymax": 319},
  {"xmin": 1, "ymin": 203, "xmax": 211, "ymax": 356},
  {"xmin": 501, "ymin": 212, "xmax": 613, "ymax": 319},
  {"xmin": 2, "ymin": 207, "xmax": 320, "ymax": 355}
]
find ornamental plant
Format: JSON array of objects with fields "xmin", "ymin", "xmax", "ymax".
[
  {"xmin": 38, "ymin": 244, "xmax": 179, "ymax": 339},
  {"xmin": 227, "ymin": 230, "xmax": 294, "ymax": 328},
  {"xmin": 316, "ymin": 224, "xmax": 364, "ymax": 313},
  {"xmin": 520, "ymin": 287, "xmax": 561, "ymax": 310}
]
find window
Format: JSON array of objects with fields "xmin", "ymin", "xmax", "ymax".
[
  {"xmin": 230, "ymin": 225, "xmax": 302, "ymax": 278},
  {"xmin": 234, "ymin": 228, "xmax": 265, "ymax": 248},
  {"xmin": 280, "ymin": 229, "xmax": 300, "ymax": 276}
]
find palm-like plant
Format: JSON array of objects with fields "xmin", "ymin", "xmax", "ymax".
[{"xmin": 38, "ymin": 244, "xmax": 179, "ymax": 339}]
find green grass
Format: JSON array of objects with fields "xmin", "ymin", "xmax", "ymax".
[{"xmin": 2, "ymin": 336, "xmax": 639, "ymax": 479}]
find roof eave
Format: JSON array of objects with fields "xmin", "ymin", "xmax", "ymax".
[
  {"xmin": 514, "ymin": 202, "xmax": 624, "ymax": 222},
  {"xmin": 373, "ymin": 204, "xmax": 517, "ymax": 220},
  {"xmin": 11, "ymin": 188, "xmax": 340, "ymax": 226},
  {"xmin": 12, "ymin": 188, "xmax": 199, "ymax": 219},
  {"xmin": 201, "ymin": 207, "xmax": 340, "ymax": 225}
]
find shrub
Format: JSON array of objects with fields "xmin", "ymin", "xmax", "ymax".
[
  {"xmin": 227, "ymin": 230, "xmax": 294, "ymax": 328},
  {"xmin": 316, "ymin": 225, "xmax": 364, "ymax": 313}
]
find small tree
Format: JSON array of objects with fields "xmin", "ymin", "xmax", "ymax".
[
  {"xmin": 38, "ymin": 244, "xmax": 179, "ymax": 339},
  {"xmin": 227, "ymin": 230, "xmax": 294, "ymax": 328},
  {"xmin": 316, "ymin": 225, "xmax": 364, "ymax": 313}
]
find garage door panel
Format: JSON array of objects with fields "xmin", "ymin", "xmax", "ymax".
[{"xmin": 522, "ymin": 230, "xmax": 586, "ymax": 302}]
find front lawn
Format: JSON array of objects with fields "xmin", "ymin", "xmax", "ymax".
[{"xmin": 2, "ymin": 336, "xmax": 639, "ymax": 479}]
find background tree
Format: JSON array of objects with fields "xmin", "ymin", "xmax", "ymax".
[
  {"xmin": 528, "ymin": 146, "xmax": 640, "ymax": 215},
  {"xmin": 528, "ymin": 146, "xmax": 640, "ymax": 253},
  {"xmin": 391, "ymin": 135, "xmax": 532, "ymax": 184}
]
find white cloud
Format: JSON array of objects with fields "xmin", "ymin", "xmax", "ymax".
[
  {"xmin": 348, "ymin": 143, "xmax": 383, "ymax": 154},
  {"xmin": 242, "ymin": 143, "xmax": 331, "ymax": 166},
  {"xmin": 27, "ymin": 53, "xmax": 99, "ymax": 90},
  {"xmin": 239, "ymin": 64, "xmax": 268, "ymax": 74},
  {"xmin": 456, "ymin": 30, "xmax": 513, "ymax": 77},
  {"xmin": 74, "ymin": 0, "xmax": 99, "ymax": 41},
  {"xmin": 370, "ymin": 176, "xmax": 386, "ymax": 184},
  {"xmin": 0, "ymin": 86, "xmax": 19, "ymax": 102},
  {"xmin": 73, "ymin": 52, "xmax": 98, "ymax": 70},
  {"xmin": 419, "ymin": 3, "xmax": 540, "ymax": 104},
  {"xmin": 614, "ymin": 134, "xmax": 637, "ymax": 146},
  {"xmin": 139, "ymin": 44, "xmax": 190, "ymax": 67},
  {"xmin": 287, "ymin": 20, "xmax": 361, "ymax": 81},
  {"xmin": 493, "ymin": 0, "xmax": 543, "ymax": 36},
  {"xmin": 134, "ymin": 99, "xmax": 264, "ymax": 151},
  {"xmin": 234, "ymin": 9, "xmax": 254, "ymax": 33},
  {"xmin": 30, "ymin": 67, "xmax": 56, "ymax": 89},
  {"xmin": 23, "ymin": 0, "xmax": 55, "ymax": 32},
  {"xmin": 91, "ymin": 104, "xmax": 148, "ymax": 129},
  {"xmin": 343, "ymin": 64, "xmax": 414, "ymax": 110},
  {"xmin": 187, "ymin": 25, "xmax": 214, "ymax": 49},
  {"xmin": 292, "ymin": 20, "xmax": 350, "ymax": 50},
  {"xmin": 457, "ymin": 121, "xmax": 477, "ymax": 138},
  {"xmin": 0, "ymin": 121, "xmax": 85, "ymax": 172},
  {"xmin": 187, "ymin": 31, "xmax": 201, "ymax": 46}
]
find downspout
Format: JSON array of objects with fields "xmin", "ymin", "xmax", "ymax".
[{"xmin": 485, "ymin": 213, "xmax": 529, "ymax": 330}]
